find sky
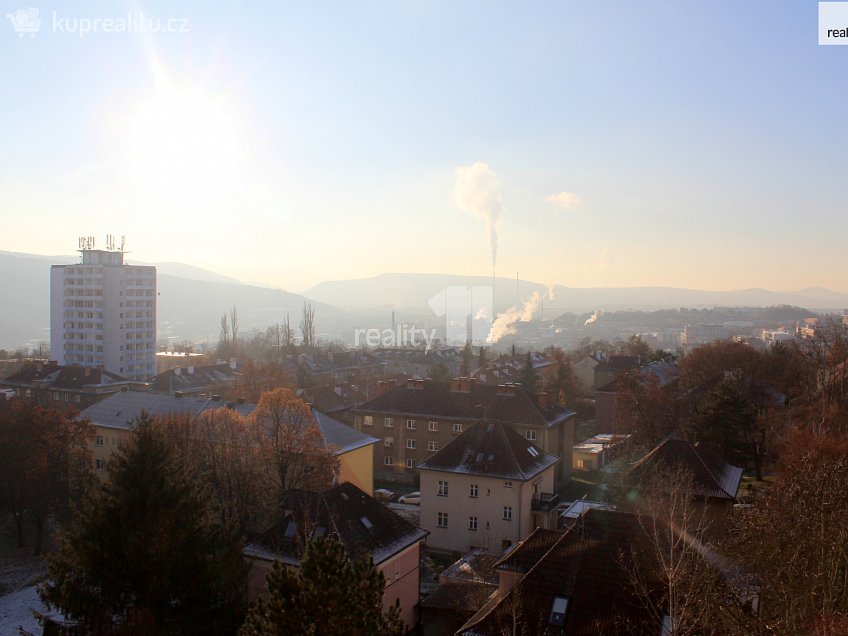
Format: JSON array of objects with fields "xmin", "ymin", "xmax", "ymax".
[{"xmin": 1, "ymin": 1, "xmax": 847, "ymax": 293}]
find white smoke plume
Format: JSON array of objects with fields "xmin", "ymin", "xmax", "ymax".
[
  {"xmin": 454, "ymin": 161, "xmax": 504, "ymax": 270},
  {"xmin": 584, "ymin": 309, "xmax": 604, "ymax": 326},
  {"xmin": 546, "ymin": 283, "xmax": 556, "ymax": 301},
  {"xmin": 487, "ymin": 291, "xmax": 542, "ymax": 343}
]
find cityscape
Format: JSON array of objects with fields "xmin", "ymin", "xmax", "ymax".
[{"xmin": 2, "ymin": 2, "xmax": 848, "ymax": 635}]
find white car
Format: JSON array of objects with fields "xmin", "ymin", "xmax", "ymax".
[
  {"xmin": 398, "ymin": 491, "xmax": 421, "ymax": 505},
  {"xmin": 374, "ymin": 488, "xmax": 394, "ymax": 502}
]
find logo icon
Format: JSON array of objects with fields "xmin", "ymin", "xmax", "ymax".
[{"xmin": 6, "ymin": 7, "xmax": 41, "ymax": 37}]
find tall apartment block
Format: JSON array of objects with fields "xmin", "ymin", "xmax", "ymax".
[{"xmin": 50, "ymin": 244, "xmax": 156, "ymax": 381}]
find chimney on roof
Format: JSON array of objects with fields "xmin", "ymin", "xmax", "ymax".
[
  {"xmin": 537, "ymin": 391, "xmax": 551, "ymax": 409},
  {"xmin": 187, "ymin": 366, "xmax": 194, "ymax": 375},
  {"xmin": 236, "ymin": 396, "xmax": 245, "ymax": 405},
  {"xmin": 230, "ymin": 358, "xmax": 237, "ymax": 370},
  {"xmin": 497, "ymin": 384, "xmax": 516, "ymax": 397},
  {"xmin": 212, "ymin": 394, "xmax": 221, "ymax": 401},
  {"xmin": 84, "ymin": 367, "xmax": 92, "ymax": 377},
  {"xmin": 175, "ymin": 368, "xmax": 181, "ymax": 376},
  {"xmin": 376, "ymin": 379, "xmax": 397, "ymax": 396},
  {"xmin": 36, "ymin": 362, "xmax": 43, "ymax": 372},
  {"xmin": 175, "ymin": 391, "xmax": 183, "ymax": 399}
]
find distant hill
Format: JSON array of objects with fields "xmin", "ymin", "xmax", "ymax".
[
  {"xmin": 0, "ymin": 251, "xmax": 345, "ymax": 350},
  {"xmin": 3, "ymin": 252, "xmax": 846, "ymax": 351},
  {"xmin": 305, "ymin": 273, "xmax": 848, "ymax": 316}
]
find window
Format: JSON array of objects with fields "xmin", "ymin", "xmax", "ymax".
[
  {"xmin": 384, "ymin": 456, "xmax": 394, "ymax": 466},
  {"xmin": 526, "ymin": 429, "xmax": 537, "ymax": 441},
  {"xmin": 384, "ymin": 437, "xmax": 394, "ymax": 447},
  {"xmin": 469, "ymin": 516, "xmax": 478, "ymax": 531},
  {"xmin": 437, "ymin": 512, "xmax": 448, "ymax": 528},
  {"xmin": 453, "ymin": 423, "xmax": 463, "ymax": 433},
  {"xmin": 406, "ymin": 419, "xmax": 416, "ymax": 430},
  {"xmin": 503, "ymin": 506, "xmax": 513, "ymax": 521},
  {"xmin": 95, "ymin": 436, "xmax": 104, "ymax": 447},
  {"xmin": 428, "ymin": 441, "xmax": 439, "ymax": 452},
  {"xmin": 406, "ymin": 439, "xmax": 416, "ymax": 449},
  {"xmin": 95, "ymin": 459, "xmax": 105, "ymax": 471},
  {"xmin": 406, "ymin": 458, "xmax": 415, "ymax": 469},
  {"xmin": 504, "ymin": 481, "xmax": 513, "ymax": 488},
  {"xmin": 428, "ymin": 420, "xmax": 438, "ymax": 432},
  {"xmin": 363, "ymin": 415, "xmax": 373, "ymax": 427},
  {"xmin": 549, "ymin": 596, "xmax": 569, "ymax": 627},
  {"xmin": 438, "ymin": 480, "xmax": 449, "ymax": 496},
  {"xmin": 384, "ymin": 417, "xmax": 394, "ymax": 428},
  {"xmin": 469, "ymin": 483, "xmax": 478, "ymax": 498}
]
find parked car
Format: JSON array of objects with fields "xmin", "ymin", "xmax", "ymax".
[
  {"xmin": 398, "ymin": 491, "xmax": 421, "ymax": 505},
  {"xmin": 374, "ymin": 488, "xmax": 394, "ymax": 502}
]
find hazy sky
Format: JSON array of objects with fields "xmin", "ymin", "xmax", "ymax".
[{"xmin": 2, "ymin": 1, "xmax": 846, "ymax": 293}]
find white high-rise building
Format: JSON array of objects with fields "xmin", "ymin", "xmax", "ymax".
[{"xmin": 50, "ymin": 244, "xmax": 156, "ymax": 381}]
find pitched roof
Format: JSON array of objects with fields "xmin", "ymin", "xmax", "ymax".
[
  {"xmin": 356, "ymin": 380, "xmax": 574, "ymax": 428},
  {"xmin": 243, "ymin": 482, "xmax": 428, "ymax": 566},
  {"xmin": 441, "ymin": 548, "xmax": 501, "ymax": 586},
  {"xmin": 460, "ymin": 510, "xmax": 665, "ymax": 636},
  {"xmin": 297, "ymin": 383, "xmax": 368, "ymax": 414},
  {"xmin": 2, "ymin": 362, "xmax": 129, "ymax": 389},
  {"xmin": 79, "ymin": 391, "xmax": 228, "ymax": 429},
  {"xmin": 151, "ymin": 363, "xmax": 235, "ymax": 393},
  {"xmin": 312, "ymin": 409, "xmax": 379, "ymax": 454},
  {"xmin": 420, "ymin": 582, "xmax": 497, "ymax": 614},
  {"xmin": 495, "ymin": 528, "xmax": 561, "ymax": 574},
  {"xmin": 627, "ymin": 438, "xmax": 743, "ymax": 501},
  {"xmin": 417, "ymin": 421, "xmax": 559, "ymax": 481},
  {"xmin": 595, "ymin": 355, "xmax": 640, "ymax": 371}
]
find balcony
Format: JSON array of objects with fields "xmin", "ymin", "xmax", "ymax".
[{"xmin": 531, "ymin": 492, "xmax": 560, "ymax": 513}]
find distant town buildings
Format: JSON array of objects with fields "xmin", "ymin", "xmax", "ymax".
[{"xmin": 50, "ymin": 243, "xmax": 156, "ymax": 381}]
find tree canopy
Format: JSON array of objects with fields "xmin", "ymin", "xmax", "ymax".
[
  {"xmin": 39, "ymin": 416, "xmax": 247, "ymax": 635},
  {"xmin": 240, "ymin": 535, "xmax": 403, "ymax": 636}
]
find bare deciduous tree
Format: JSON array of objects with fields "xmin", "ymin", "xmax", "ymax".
[{"xmin": 300, "ymin": 302, "xmax": 315, "ymax": 349}]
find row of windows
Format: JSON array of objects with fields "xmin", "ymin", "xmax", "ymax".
[
  {"xmin": 383, "ymin": 457, "xmax": 420, "ymax": 468},
  {"xmin": 435, "ymin": 508, "xmax": 512, "ymax": 529},
  {"xmin": 437, "ymin": 480, "xmax": 512, "ymax": 496},
  {"xmin": 64, "ymin": 300, "xmax": 103, "ymax": 308},
  {"xmin": 384, "ymin": 438, "xmax": 439, "ymax": 451},
  {"xmin": 364, "ymin": 415, "xmax": 463, "ymax": 433}
]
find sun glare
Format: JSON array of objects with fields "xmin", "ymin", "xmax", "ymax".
[{"xmin": 127, "ymin": 84, "xmax": 243, "ymax": 201}]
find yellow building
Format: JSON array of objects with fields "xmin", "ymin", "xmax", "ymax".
[{"xmin": 81, "ymin": 392, "xmax": 378, "ymax": 492}]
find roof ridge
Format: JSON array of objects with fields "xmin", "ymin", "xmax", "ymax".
[
  {"xmin": 500, "ymin": 424, "xmax": 525, "ymax": 479},
  {"xmin": 690, "ymin": 443, "xmax": 735, "ymax": 499}
]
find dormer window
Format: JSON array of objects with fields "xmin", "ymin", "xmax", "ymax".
[{"xmin": 549, "ymin": 596, "xmax": 568, "ymax": 627}]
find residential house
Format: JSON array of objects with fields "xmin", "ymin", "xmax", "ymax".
[
  {"xmin": 594, "ymin": 361, "xmax": 680, "ymax": 433},
  {"xmin": 459, "ymin": 510, "xmax": 675, "ymax": 635},
  {"xmin": 472, "ymin": 352, "xmax": 558, "ymax": 388},
  {"xmin": 592, "ymin": 355, "xmax": 640, "ymax": 390},
  {"xmin": 0, "ymin": 361, "xmax": 144, "ymax": 411},
  {"xmin": 296, "ymin": 382, "xmax": 369, "ymax": 424},
  {"xmin": 80, "ymin": 391, "xmax": 378, "ymax": 493},
  {"xmin": 375, "ymin": 347, "xmax": 463, "ymax": 379},
  {"xmin": 243, "ymin": 482, "xmax": 428, "ymax": 631},
  {"xmin": 151, "ymin": 361, "xmax": 236, "ymax": 396},
  {"xmin": 417, "ymin": 421, "xmax": 560, "ymax": 553},
  {"xmin": 625, "ymin": 438, "xmax": 743, "ymax": 534},
  {"xmin": 353, "ymin": 379, "xmax": 576, "ymax": 486},
  {"xmin": 572, "ymin": 433, "xmax": 630, "ymax": 471},
  {"xmin": 572, "ymin": 355, "xmax": 600, "ymax": 393},
  {"xmin": 420, "ymin": 549, "xmax": 499, "ymax": 636}
]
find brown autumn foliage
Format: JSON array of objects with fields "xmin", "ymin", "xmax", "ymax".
[
  {"xmin": 725, "ymin": 428, "xmax": 848, "ymax": 634},
  {"xmin": 0, "ymin": 398, "xmax": 94, "ymax": 554},
  {"xmin": 252, "ymin": 387, "xmax": 339, "ymax": 497}
]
